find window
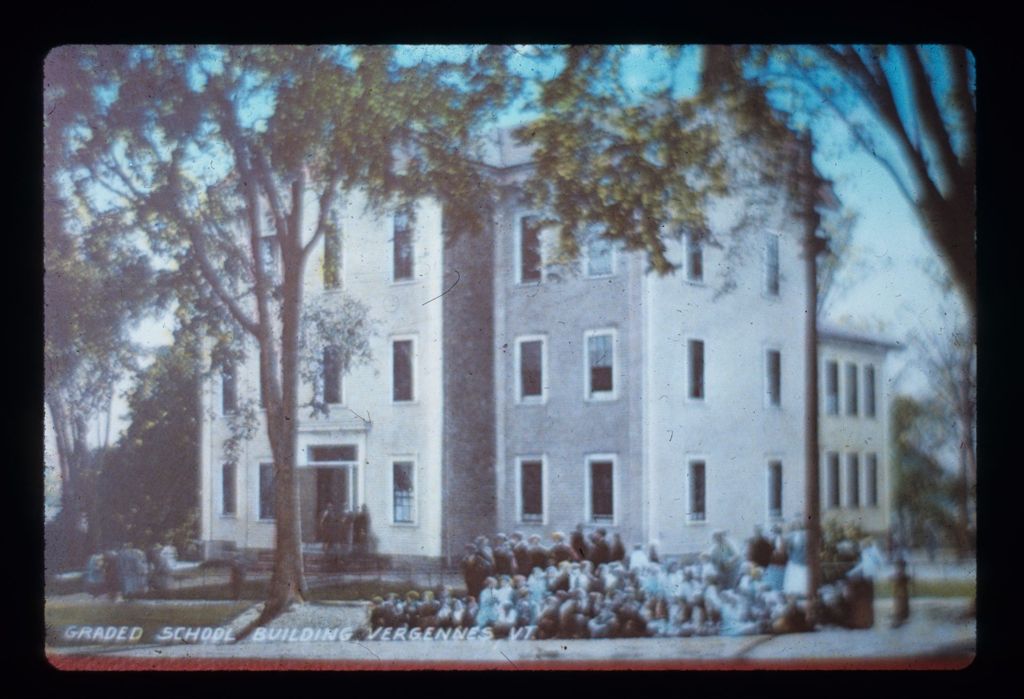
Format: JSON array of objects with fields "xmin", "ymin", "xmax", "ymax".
[
  {"xmin": 765, "ymin": 233, "xmax": 780, "ymax": 295},
  {"xmin": 259, "ymin": 235, "xmax": 278, "ymax": 275},
  {"xmin": 323, "ymin": 348, "xmax": 342, "ymax": 404},
  {"xmin": 847, "ymin": 453, "xmax": 860, "ymax": 507},
  {"xmin": 586, "ymin": 330, "xmax": 615, "ymax": 399},
  {"xmin": 519, "ymin": 459, "xmax": 544, "ymax": 523},
  {"xmin": 866, "ymin": 453, "xmax": 879, "ymax": 507},
  {"xmin": 392, "ymin": 461, "xmax": 414, "ymax": 524},
  {"xmin": 221, "ymin": 366, "xmax": 237, "ymax": 415},
  {"xmin": 259, "ymin": 462, "xmax": 275, "ymax": 520},
  {"xmin": 685, "ymin": 230, "xmax": 704, "ymax": 283},
  {"xmin": 221, "ymin": 463, "xmax": 236, "ymax": 516},
  {"xmin": 324, "ymin": 223, "xmax": 340, "ymax": 289},
  {"xmin": 517, "ymin": 337, "xmax": 545, "ymax": 402},
  {"xmin": 519, "ymin": 215, "xmax": 542, "ymax": 283},
  {"xmin": 688, "ymin": 339, "xmax": 705, "ymax": 400},
  {"xmin": 585, "ymin": 234, "xmax": 613, "ymax": 277},
  {"xmin": 825, "ymin": 360, "xmax": 839, "ymax": 415},
  {"xmin": 766, "ymin": 349, "xmax": 782, "ymax": 407},
  {"xmin": 589, "ymin": 458, "xmax": 615, "ymax": 523},
  {"xmin": 688, "ymin": 460, "xmax": 706, "ymax": 522},
  {"xmin": 768, "ymin": 461, "xmax": 783, "ymax": 520},
  {"xmin": 865, "ymin": 364, "xmax": 877, "ymax": 418},
  {"xmin": 392, "ymin": 339, "xmax": 414, "ymax": 402},
  {"xmin": 310, "ymin": 445, "xmax": 358, "ymax": 462},
  {"xmin": 846, "ymin": 363, "xmax": 859, "ymax": 416},
  {"xmin": 827, "ymin": 452, "xmax": 841, "ymax": 508},
  {"xmin": 393, "ymin": 209, "xmax": 414, "ymax": 281}
]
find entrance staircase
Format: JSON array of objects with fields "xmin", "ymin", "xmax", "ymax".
[{"xmin": 250, "ymin": 545, "xmax": 391, "ymax": 574}]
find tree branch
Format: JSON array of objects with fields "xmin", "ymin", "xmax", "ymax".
[
  {"xmin": 898, "ymin": 46, "xmax": 962, "ymax": 196},
  {"xmin": 814, "ymin": 45, "xmax": 943, "ymax": 211},
  {"xmin": 184, "ymin": 217, "xmax": 260, "ymax": 337},
  {"xmin": 302, "ymin": 170, "xmax": 340, "ymax": 261},
  {"xmin": 945, "ymin": 45, "xmax": 976, "ymax": 174}
]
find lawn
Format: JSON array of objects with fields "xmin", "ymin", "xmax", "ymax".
[
  {"xmin": 45, "ymin": 600, "xmax": 252, "ymax": 646},
  {"xmin": 874, "ymin": 577, "xmax": 976, "ymax": 599}
]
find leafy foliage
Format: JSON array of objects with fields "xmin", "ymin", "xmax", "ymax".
[
  {"xmin": 95, "ymin": 329, "xmax": 201, "ymax": 552},
  {"xmin": 298, "ymin": 293, "xmax": 375, "ymax": 418},
  {"xmin": 891, "ymin": 395, "xmax": 961, "ymax": 548}
]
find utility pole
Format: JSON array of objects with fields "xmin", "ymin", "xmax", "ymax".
[{"xmin": 799, "ymin": 130, "xmax": 827, "ymax": 610}]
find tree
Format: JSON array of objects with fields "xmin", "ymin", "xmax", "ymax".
[
  {"xmin": 891, "ymin": 395, "xmax": 960, "ymax": 549},
  {"xmin": 95, "ymin": 327, "xmax": 202, "ymax": 553},
  {"xmin": 908, "ymin": 278, "xmax": 976, "ymax": 557},
  {"xmin": 46, "ymin": 45, "xmax": 518, "ymax": 625},
  {"xmin": 749, "ymin": 45, "xmax": 976, "ymax": 317},
  {"xmin": 44, "ymin": 66, "xmax": 154, "ymax": 570}
]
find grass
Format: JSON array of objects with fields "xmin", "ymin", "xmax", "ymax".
[
  {"xmin": 874, "ymin": 577, "xmax": 976, "ymax": 599},
  {"xmin": 45, "ymin": 600, "xmax": 252, "ymax": 646},
  {"xmin": 55, "ymin": 577, "xmax": 460, "ymax": 603}
]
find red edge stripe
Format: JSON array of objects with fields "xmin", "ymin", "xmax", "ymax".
[{"xmin": 48, "ymin": 655, "xmax": 975, "ymax": 672}]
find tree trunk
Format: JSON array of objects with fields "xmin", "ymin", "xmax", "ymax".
[
  {"xmin": 799, "ymin": 135, "xmax": 824, "ymax": 610},
  {"xmin": 240, "ymin": 212, "xmax": 310, "ymax": 636}
]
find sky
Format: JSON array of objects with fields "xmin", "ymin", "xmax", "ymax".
[{"xmin": 50, "ymin": 45, "xmax": 970, "ymax": 456}]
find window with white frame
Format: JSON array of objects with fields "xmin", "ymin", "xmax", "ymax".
[
  {"xmin": 768, "ymin": 460, "xmax": 783, "ymax": 520},
  {"xmin": 392, "ymin": 461, "xmax": 415, "ymax": 524},
  {"xmin": 392, "ymin": 339, "xmax": 414, "ymax": 402},
  {"xmin": 585, "ymin": 329, "xmax": 616, "ymax": 399},
  {"xmin": 519, "ymin": 215, "xmax": 543, "ymax": 283},
  {"xmin": 847, "ymin": 452, "xmax": 860, "ymax": 508},
  {"xmin": 685, "ymin": 230, "xmax": 704, "ymax": 283},
  {"xmin": 688, "ymin": 459, "xmax": 706, "ymax": 522},
  {"xmin": 259, "ymin": 462, "xmax": 275, "ymax": 520},
  {"xmin": 221, "ymin": 463, "xmax": 236, "ymax": 516},
  {"xmin": 865, "ymin": 364, "xmax": 877, "ymax": 418},
  {"xmin": 585, "ymin": 233, "xmax": 614, "ymax": 277},
  {"xmin": 324, "ymin": 223, "xmax": 341, "ymax": 289},
  {"xmin": 764, "ymin": 232, "xmax": 780, "ymax": 296},
  {"xmin": 846, "ymin": 363, "xmax": 859, "ymax": 416},
  {"xmin": 827, "ymin": 452, "xmax": 841, "ymax": 508},
  {"xmin": 393, "ymin": 209, "xmax": 414, "ymax": 282},
  {"xmin": 825, "ymin": 360, "xmax": 839, "ymax": 415},
  {"xmin": 517, "ymin": 337, "xmax": 545, "ymax": 402},
  {"xmin": 221, "ymin": 365, "xmax": 237, "ymax": 415},
  {"xmin": 766, "ymin": 349, "xmax": 782, "ymax": 407},
  {"xmin": 519, "ymin": 458, "xmax": 544, "ymax": 523},
  {"xmin": 323, "ymin": 347, "xmax": 342, "ymax": 404},
  {"xmin": 688, "ymin": 339, "xmax": 705, "ymax": 400},
  {"xmin": 588, "ymin": 457, "xmax": 615, "ymax": 523},
  {"xmin": 866, "ymin": 453, "xmax": 879, "ymax": 507}
]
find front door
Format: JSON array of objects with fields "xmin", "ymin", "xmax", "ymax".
[{"xmin": 316, "ymin": 468, "xmax": 349, "ymax": 522}]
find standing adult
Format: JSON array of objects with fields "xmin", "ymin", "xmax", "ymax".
[
  {"xmin": 353, "ymin": 504, "xmax": 371, "ymax": 555},
  {"xmin": 588, "ymin": 529, "xmax": 611, "ymax": 567},
  {"xmin": 570, "ymin": 524, "xmax": 589, "ymax": 562},
  {"xmin": 321, "ymin": 503, "xmax": 343, "ymax": 569},
  {"xmin": 764, "ymin": 524, "xmax": 788, "ymax": 591},
  {"xmin": 747, "ymin": 525, "xmax": 774, "ymax": 569},
  {"xmin": 783, "ymin": 518, "xmax": 809, "ymax": 598},
  {"xmin": 493, "ymin": 533, "xmax": 514, "ymax": 576},
  {"xmin": 511, "ymin": 532, "xmax": 531, "ymax": 576},
  {"xmin": 609, "ymin": 533, "xmax": 626, "ymax": 564}
]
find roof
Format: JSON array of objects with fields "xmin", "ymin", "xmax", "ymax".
[{"xmin": 817, "ymin": 320, "xmax": 903, "ymax": 351}]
